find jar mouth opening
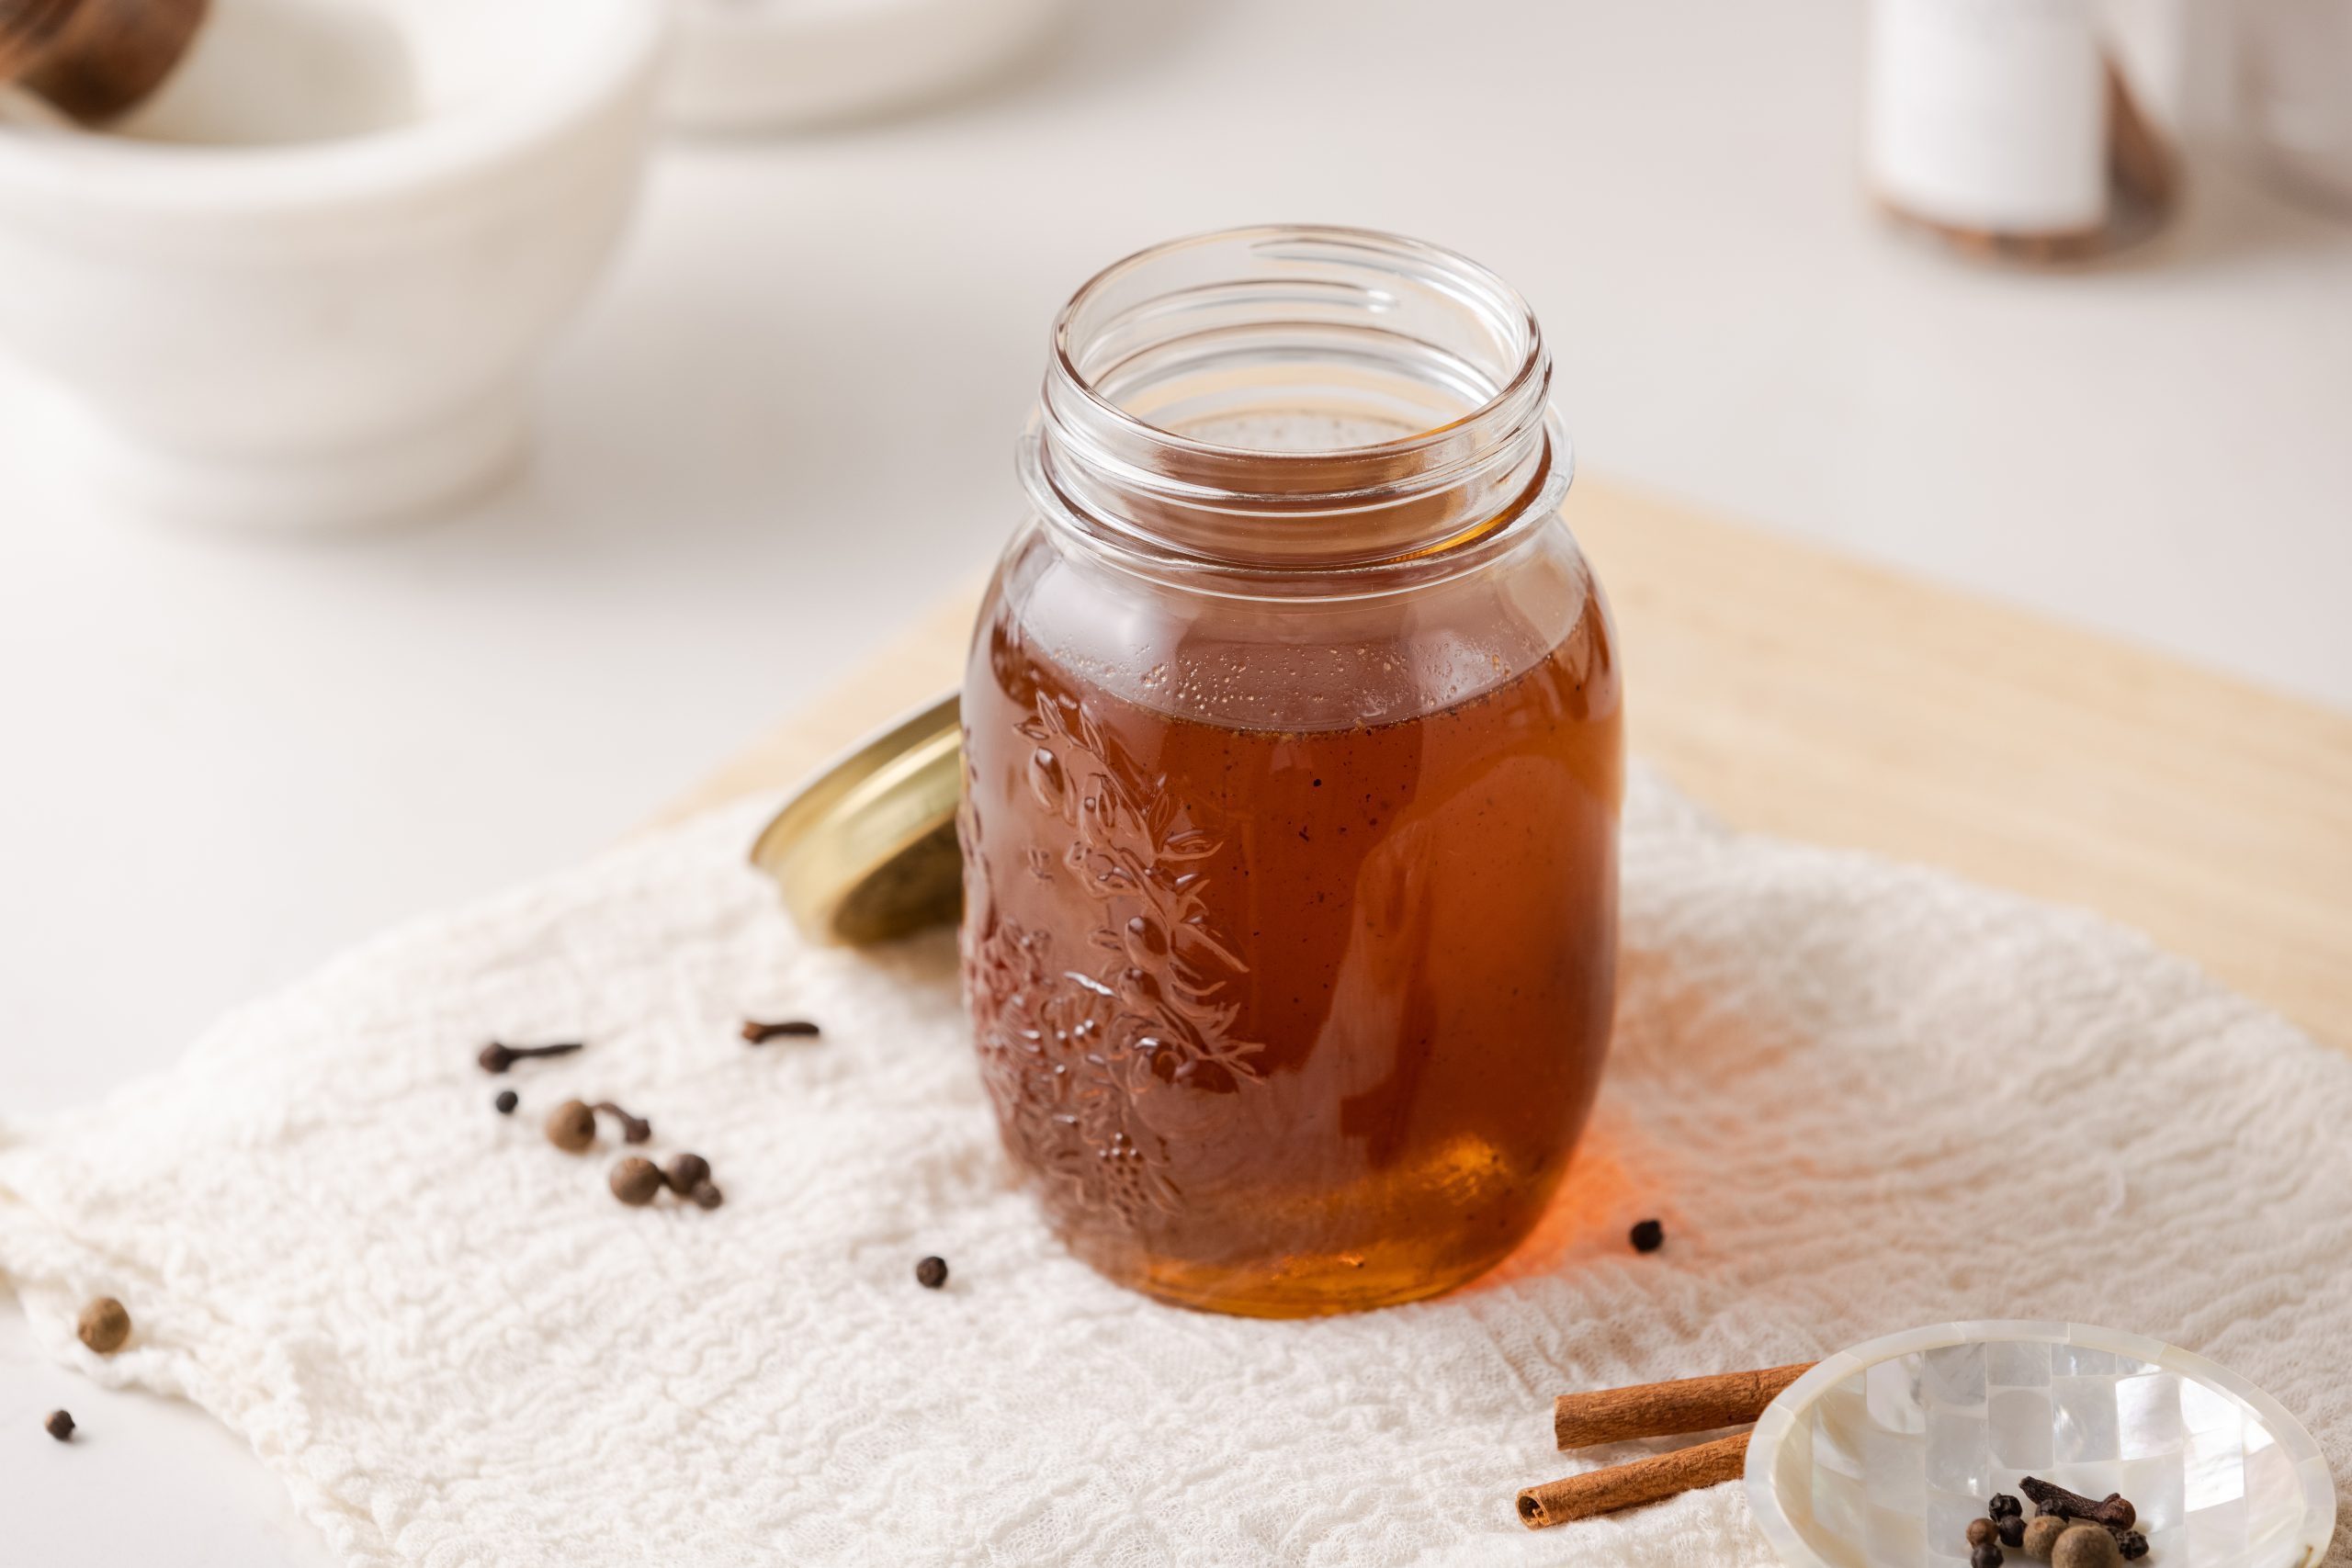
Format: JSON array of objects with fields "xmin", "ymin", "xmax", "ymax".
[
  {"xmin": 1049, "ymin": 225, "xmax": 1547, "ymax": 468},
  {"xmin": 1036, "ymin": 225, "xmax": 1561, "ymax": 571}
]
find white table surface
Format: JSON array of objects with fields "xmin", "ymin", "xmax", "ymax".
[{"xmin": 3, "ymin": 0, "xmax": 2348, "ymax": 1559}]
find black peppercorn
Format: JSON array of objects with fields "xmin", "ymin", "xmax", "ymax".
[
  {"xmin": 666, "ymin": 1153, "xmax": 711, "ymax": 1194},
  {"xmin": 610, "ymin": 1156, "xmax": 664, "ymax": 1207},
  {"xmin": 2114, "ymin": 1530, "xmax": 2148, "ymax": 1561},
  {"xmin": 1996, "ymin": 1514, "xmax": 2025, "ymax": 1550},
  {"xmin": 44, "ymin": 1409, "xmax": 74, "ymax": 1442},
  {"xmin": 1972, "ymin": 1543, "xmax": 2004, "ymax": 1568},
  {"xmin": 1628, "ymin": 1219, "xmax": 1665, "ymax": 1253},
  {"xmin": 1989, "ymin": 1493, "xmax": 2024, "ymax": 1521},
  {"xmin": 915, "ymin": 1256, "xmax": 948, "ymax": 1289},
  {"xmin": 689, "ymin": 1181, "xmax": 724, "ymax": 1210},
  {"xmin": 493, "ymin": 1089, "xmax": 518, "ymax": 1115}
]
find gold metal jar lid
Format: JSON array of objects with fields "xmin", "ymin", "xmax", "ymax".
[{"xmin": 748, "ymin": 692, "xmax": 963, "ymax": 945}]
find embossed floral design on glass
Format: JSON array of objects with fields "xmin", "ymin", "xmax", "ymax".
[{"xmin": 959, "ymin": 227, "xmax": 1623, "ymax": 1316}]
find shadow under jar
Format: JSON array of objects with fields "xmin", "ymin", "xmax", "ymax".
[{"xmin": 959, "ymin": 226, "xmax": 1623, "ymax": 1317}]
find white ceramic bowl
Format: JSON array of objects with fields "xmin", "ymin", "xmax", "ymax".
[
  {"xmin": 1746, "ymin": 1321, "xmax": 2335, "ymax": 1568},
  {"xmin": 663, "ymin": 0, "xmax": 1069, "ymax": 133},
  {"xmin": 0, "ymin": 0, "xmax": 667, "ymax": 530}
]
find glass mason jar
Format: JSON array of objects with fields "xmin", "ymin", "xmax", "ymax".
[{"xmin": 958, "ymin": 226, "xmax": 1623, "ymax": 1317}]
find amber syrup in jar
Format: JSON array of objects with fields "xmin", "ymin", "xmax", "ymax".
[{"xmin": 959, "ymin": 227, "xmax": 1623, "ymax": 1316}]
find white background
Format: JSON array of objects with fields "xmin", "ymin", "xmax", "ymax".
[{"xmin": 3, "ymin": 0, "xmax": 2348, "ymax": 1559}]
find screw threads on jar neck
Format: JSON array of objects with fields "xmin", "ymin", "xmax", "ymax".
[{"xmin": 1029, "ymin": 225, "xmax": 1564, "ymax": 574}]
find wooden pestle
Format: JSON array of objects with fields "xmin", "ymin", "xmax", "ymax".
[
  {"xmin": 0, "ymin": 0, "xmax": 209, "ymax": 123},
  {"xmin": 1554, "ymin": 1361, "xmax": 1815, "ymax": 1449}
]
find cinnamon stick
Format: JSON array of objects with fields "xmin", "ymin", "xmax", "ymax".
[
  {"xmin": 1517, "ymin": 1431, "xmax": 1752, "ymax": 1529},
  {"xmin": 1554, "ymin": 1362, "xmax": 1815, "ymax": 1450}
]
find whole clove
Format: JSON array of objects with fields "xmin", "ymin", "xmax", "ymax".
[
  {"xmin": 493, "ymin": 1089, "xmax": 519, "ymax": 1115},
  {"xmin": 609, "ymin": 1156, "xmax": 664, "ymax": 1207},
  {"xmin": 1628, "ymin": 1218, "xmax": 1665, "ymax": 1253},
  {"xmin": 742, "ymin": 1019, "xmax": 820, "ymax": 1044},
  {"xmin": 76, "ymin": 1296, "xmax": 130, "ymax": 1355},
  {"xmin": 915, "ymin": 1256, "xmax": 949, "ymax": 1290},
  {"xmin": 545, "ymin": 1100, "xmax": 598, "ymax": 1153},
  {"xmin": 593, "ymin": 1101, "xmax": 651, "ymax": 1145},
  {"xmin": 478, "ymin": 1040, "xmax": 583, "ymax": 1074},
  {"xmin": 44, "ymin": 1409, "xmax": 74, "ymax": 1442},
  {"xmin": 2019, "ymin": 1478, "xmax": 2134, "ymax": 1530}
]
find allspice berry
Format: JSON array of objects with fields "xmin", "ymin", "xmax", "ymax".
[
  {"xmin": 2050, "ymin": 1524, "xmax": 2119, "ymax": 1568},
  {"xmin": 610, "ymin": 1156, "xmax": 664, "ymax": 1206},
  {"xmin": 44, "ymin": 1409, "xmax": 74, "ymax": 1441},
  {"xmin": 1967, "ymin": 1519, "xmax": 1997, "ymax": 1548},
  {"xmin": 666, "ymin": 1153, "xmax": 711, "ymax": 1195},
  {"xmin": 546, "ymin": 1099, "xmax": 597, "ymax": 1154},
  {"xmin": 2020, "ymin": 1515, "xmax": 2072, "ymax": 1560},
  {"xmin": 76, "ymin": 1296, "xmax": 130, "ymax": 1355}
]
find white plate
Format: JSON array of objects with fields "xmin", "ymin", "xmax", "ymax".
[
  {"xmin": 1745, "ymin": 1321, "xmax": 2335, "ymax": 1568},
  {"xmin": 662, "ymin": 0, "xmax": 1071, "ymax": 132}
]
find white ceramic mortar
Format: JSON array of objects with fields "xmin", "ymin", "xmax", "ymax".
[{"xmin": 0, "ymin": 0, "xmax": 666, "ymax": 529}]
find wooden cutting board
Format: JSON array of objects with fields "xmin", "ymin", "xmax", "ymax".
[{"xmin": 662, "ymin": 476, "xmax": 2352, "ymax": 1056}]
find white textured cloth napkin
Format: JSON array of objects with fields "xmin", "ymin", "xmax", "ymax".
[{"xmin": 2, "ymin": 773, "xmax": 2346, "ymax": 1568}]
